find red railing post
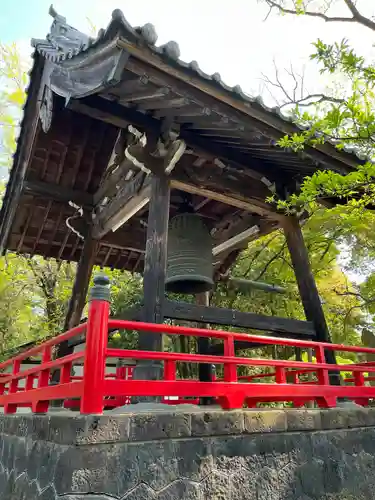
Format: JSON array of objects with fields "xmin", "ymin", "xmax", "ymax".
[
  {"xmin": 164, "ymin": 360, "xmax": 176, "ymax": 381},
  {"xmin": 275, "ymin": 367, "xmax": 287, "ymax": 384},
  {"xmin": 315, "ymin": 345, "xmax": 329, "ymax": 385},
  {"xmin": 224, "ymin": 335, "xmax": 237, "ymax": 382},
  {"xmin": 4, "ymin": 359, "xmax": 21, "ymax": 414},
  {"xmin": 33, "ymin": 346, "xmax": 52, "ymax": 413},
  {"xmin": 81, "ymin": 274, "xmax": 110, "ymax": 414}
]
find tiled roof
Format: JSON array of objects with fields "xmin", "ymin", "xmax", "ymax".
[{"xmin": 30, "ymin": 5, "xmax": 366, "ymax": 162}]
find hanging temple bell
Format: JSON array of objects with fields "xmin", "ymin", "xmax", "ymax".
[{"xmin": 165, "ymin": 213, "xmax": 214, "ymax": 295}]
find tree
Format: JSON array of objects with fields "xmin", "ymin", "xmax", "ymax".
[
  {"xmin": 260, "ymin": 1, "xmax": 375, "ymax": 212},
  {"xmin": 0, "ymin": 43, "xmax": 28, "ymax": 173}
]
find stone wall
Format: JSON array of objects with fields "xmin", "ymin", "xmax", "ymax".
[{"xmin": 1, "ymin": 407, "xmax": 375, "ymax": 499}]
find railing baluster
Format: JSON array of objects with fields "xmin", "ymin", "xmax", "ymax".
[
  {"xmin": 33, "ymin": 346, "xmax": 52, "ymax": 413},
  {"xmin": 25, "ymin": 374, "xmax": 34, "ymax": 391},
  {"xmin": 353, "ymin": 371, "xmax": 368, "ymax": 406},
  {"xmin": 275, "ymin": 366, "xmax": 287, "ymax": 384},
  {"xmin": 60, "ymin": 361, "xmax": 72, "ymax": 384},
  {"xmin": 164, "ymin": 360, "xmax": 176, "ymax": 381},
  {"xmin": 354, "ymin": 371, "xmax": 365, "ymax": 387},
  {"xmin": 4, "ymin": 359, "xmax": 21, "ymax": 414},
  {"xmin": 315, "ymin": 345, "xmax": 329, "ymax": 386},
  {"xmin": 223, "ymin": 335, "xmax": 237, "ymax": 383}
]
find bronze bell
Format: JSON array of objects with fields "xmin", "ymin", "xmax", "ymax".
[{"xmin": 166, "ymin": 213, "xmax": 214, "ymax": 294}]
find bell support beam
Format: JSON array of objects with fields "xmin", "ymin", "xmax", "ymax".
[{"xmin": 281, "ymin": 215, "xmax": 339, "ymax": 381}]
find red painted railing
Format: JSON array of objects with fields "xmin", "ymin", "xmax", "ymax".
[{"xmin": 2, "ymin": 277, "xmax": 375, "ymax": 414}]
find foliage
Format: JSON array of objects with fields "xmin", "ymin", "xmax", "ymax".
[
  {"xmin": 0, "ymin": 43, "xmax": 27, "ymax": 172},
  {"xmin": 107, "ymin": 270, "xmax": 143, "ymax": 350},
  {"xmin": 262, "ymin": 1, "xmax": 375, "ymax": 212}
]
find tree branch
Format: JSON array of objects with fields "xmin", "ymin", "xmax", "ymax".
[
  {"xmin": 264, "ymin": 0, "xmax": 375, "ymax": 31},
  {"xmin": 343, "ymin": 0, "xmax": 375, "ymax": 31},
  {"xmin": 253, "ymin": 241, "xmax": 287, "ymax": 281},
  {"xmin": 279, "ymin": 93, "xmax": 345, "ymax": 109}
]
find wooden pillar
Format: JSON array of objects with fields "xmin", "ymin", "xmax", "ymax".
[
  {"xmin": 51, "ymin": 230, "xmax": 98, "ymax": 403},
  {"xmin": 64, "ymin": 231, "xmax": 99, "ymax": 332},
  {"xmin": 282, "ymin": 216, "xmax": 338, "ymax": 379},
  {"xmin": 196, "ymin": 292, "xmax": 212, "ymax": 381},
  {"xmin": 140, "ymin": 174, "xmax": 170, "ymax": 344},
  {"xmin": 196, "ymin": 291, "xmax": 214, "ymax": 405},
  {"xmin": 134, "ymin": 174, "xmax": 170, "ymax": 389}
]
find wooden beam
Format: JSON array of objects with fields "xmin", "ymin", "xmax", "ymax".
[
  {"xmin": 170, "ymin": 179, "xmax": 280, "ymax": 218},
  {"xmin": 224, "ymin": 277, "xmax": 287, "ymax": 294},
  {"xmin": 213, "ymin": 225, "xmax": 259, "ymax": 256},
  {"xmin": 93, "ymin": 173, "xmax": 151, "ymax": 238},
  {"xmin": 68, "ymin": 100, "xmax": 130, "ymax": 129},
  {"xmin": 281, "ymin": 215, "xmax": 338, "ymax": 374},
  {"xmin": 164, "ymin": 299, "xmax": 315, "ymax": 337},
  {"xmin": 94, "ymin": 159, "xmax": 134, "ymax": 206},
  {"xmin": 23, "ymin": 180, "xmax": 93, "ymax": 207},
  {"xmin": 175, "ymin": 154, "xmax": 275, "ymax": 204}
]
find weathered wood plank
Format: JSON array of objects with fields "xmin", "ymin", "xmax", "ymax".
[
  {"xmin": 23, "ymin": 180, "xmax": 93, "ymax": 207},
  {"xmin": 163, "ymin": 299, "xmax": 316, "ymax": 337},
  {"xmin": 170, "ymin": 179, "xmax": 279, "ymax": 218}
]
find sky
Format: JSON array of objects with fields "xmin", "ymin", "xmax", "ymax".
[{"xmin": 1, "ymin": 0, "xmax": 374, "ymax": 106}]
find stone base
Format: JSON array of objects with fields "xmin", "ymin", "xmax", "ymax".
[{"xmin": 1, "ymin": 407, "xmax": 375, "ymax": 499}]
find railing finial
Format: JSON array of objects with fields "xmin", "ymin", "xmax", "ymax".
[{"xmin": 89, "ymin": 273, "xmax": 111, "ymax": 302}]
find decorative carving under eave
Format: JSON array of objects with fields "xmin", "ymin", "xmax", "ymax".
[
  {"xmin": 39, "ymin": 85, "xmax": 53, "ymax": 133},
  {"xmin": 124, "ymin": 125, "xmax": 186, "ymax": 176},
  {"xmin": 32, "ymin": 5, "xmax": 91, "ymax": 60}
]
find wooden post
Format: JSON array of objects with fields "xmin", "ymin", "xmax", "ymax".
[
  {"xmin": 282, "ymin": 216, "xmax": 339, "ymax": 383},
  {"xmin": 64, "ymin": 231, "xmax": 99, "ymax": 333},
  {"xmin": 134, "ymin": 174, "xmax": 170, "ymax": 389},
  {"xmin": 196, "ymin": 292, "xmax": 212, "ymax": 379},
  {"xmin": 196, "ymin": 291, "xmax": 214, "ymax": 405},
  {"xmin": 51, "ymin": 230, "xmax": 98, "ymax": 406}
]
